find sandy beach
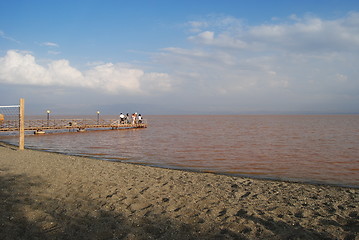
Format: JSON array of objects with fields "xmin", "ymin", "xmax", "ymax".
[{"xmin": 0, "ymin": 142, "xmax": 358, "ymax": 240}]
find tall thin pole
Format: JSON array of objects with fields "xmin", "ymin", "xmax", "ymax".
[
  {"xmin": 47, "ymin": 110, "xmax": 50, "ymax": 127},
  {"xmin": 19, "ymin": 98, "xmax": 25, "ymax": 150}
]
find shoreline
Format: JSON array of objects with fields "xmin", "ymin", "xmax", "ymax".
[
  {"xmin": 0, "ymin": 142, "xmax": 358, "ymax": 239},
  {"xmin": 2, "ymin": 141, "xmax": 357, "ymax": 189}
]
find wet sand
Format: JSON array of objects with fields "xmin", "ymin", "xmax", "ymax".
[{"xmin": 0, "ymin": 142, "xmax": 358, "ymax": 240}]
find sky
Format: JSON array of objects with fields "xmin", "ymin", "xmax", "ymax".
[{"xmin": 1, "ymin": 0, "xmax": 359, "ymax": 115}]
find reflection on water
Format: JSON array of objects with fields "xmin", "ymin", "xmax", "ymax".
[{"xmin": 1, "ymin": 115, "xmax": 359, "ymax": 187}]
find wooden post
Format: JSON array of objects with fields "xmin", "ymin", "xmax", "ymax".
[{"xmin": 19, "ymin": 98, "xmax": 25, "ymax": 150}]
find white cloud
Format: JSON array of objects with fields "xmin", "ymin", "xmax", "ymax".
[
  {"xmin": 158, "ymin": 48, "xmax": 275, "ymax": 95},
  {"xmin": 42, "ymin": 42, "xmax": 59, "ymax": 47},
  {"xmin": 84, "ymin": 63, "xmax": 142, "ymax": 93},
  {"xmin": 195, "ymin": 31, "xmax": 214, "ymax": 43},
  {"xmin": 0, "ymin": 50, "xmax": 50, "ymax": 85},
  {"xmin": 155, "ymin": 12, "xmax": 359, "ymax": 110},
  {"xmin": 48, "ymin": 59, "xmax": 85, "ymax": 86},
  {"xmin": 189, "ymin": 31, "xmax": 248, "ymax": 49},
  {"xmin": 140, "ymin": 72, "xmax": 172, "ymax": 93},
  {"xmin": 0, "ymin": 50, "xmax": 173, "ymax": 95},
  {"xmin": 188, "ymin": 12, "xmax": 359, "ymax": 53}
]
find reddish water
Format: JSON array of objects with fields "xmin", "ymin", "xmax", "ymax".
[{"xmin": 2, "ymin": 115, "xmax": 359, "ymax": 187}]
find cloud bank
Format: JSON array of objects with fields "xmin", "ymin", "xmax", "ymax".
[
  {"xmin": 159, "ymin": 13, "xmax": 359, "ymax": 101},
  {"xmin": 187, "ymin": 12, "xmax": 359, "ymax": 52},
  {"xmin": 0, "ymin": 50, "xmax": 172, "ymax": 95}
]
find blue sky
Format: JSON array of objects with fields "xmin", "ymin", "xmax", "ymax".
[{"xmin": 1, "ymin": 0, "xmax": 359, "ymax": 114}]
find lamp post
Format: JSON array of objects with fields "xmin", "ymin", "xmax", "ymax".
[
  {"xmin": 46, "ymin": 110, "xmax": 51, "ymax": 127},
  {"xmin": 97, "ymin": 111, "xmax": 100, "ymax": 124}
]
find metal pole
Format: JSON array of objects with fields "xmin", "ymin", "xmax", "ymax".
[
  {"xmin": 97, "ymin": 111, "xmax": 100, "ymax": 124},
  {"xmin": 47, "ymin": 110, "xmax": 50, "ymax": 127}
]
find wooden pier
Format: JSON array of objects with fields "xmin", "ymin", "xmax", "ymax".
[
  {"xmin": 1, "ymin": 99, "xmax": 149, "ymax": 149},
  {"xmin": 0, "ymin": 118, "xmax": 147, "ymax": 134}
]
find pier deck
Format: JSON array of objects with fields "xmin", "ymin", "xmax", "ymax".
[{"xmin": 0, "ymin": 119, "xmax": 147, "ymax": 133}]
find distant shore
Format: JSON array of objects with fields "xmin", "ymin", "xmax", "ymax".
[{"xmin": 0, "ymin": 142, "xmax": 358, "ymax": 239}]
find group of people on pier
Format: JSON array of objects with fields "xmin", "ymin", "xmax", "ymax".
[{"xmin": 119, "ymin": 112, "xmax": 143, "ymax": 124}]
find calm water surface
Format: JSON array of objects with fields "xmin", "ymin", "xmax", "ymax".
[{"xmin": 2, "ymin": 115, "xmax": 359, "ymax": 187}]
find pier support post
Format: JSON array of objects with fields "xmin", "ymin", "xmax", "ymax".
[{"xmin": 19, "ymin": 98, "xmax": 25, "ymax": 150}]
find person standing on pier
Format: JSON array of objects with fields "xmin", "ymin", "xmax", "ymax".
[
  {"xmin": 126, "ymin": 113, "xmax": 130, "ymax": 124},
  {"xmin": 131, "ymin": 113, "xmax": 136, "ymax": 124},
  {"xmin": 119, "ymin": 113, "xmax": 125, "ymax": 124}
]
